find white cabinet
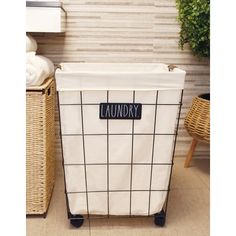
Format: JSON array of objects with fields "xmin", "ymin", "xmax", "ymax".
[{"xmin": 26, "ymin": 1, "xmax": 66, "ymax": 33}]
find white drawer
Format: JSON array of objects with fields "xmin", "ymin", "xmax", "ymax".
[{"xmin": 26, "ymin": 2, "xmax": 66, "ymax": 33}]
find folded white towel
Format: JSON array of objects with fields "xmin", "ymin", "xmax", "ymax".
[
  {"xmin": 26, "ymin": 52, "xmax": 54, "ymax": 86},
  {"xmin": 26, "ymin": 34, "xmax": 37, "ymax": 52}
]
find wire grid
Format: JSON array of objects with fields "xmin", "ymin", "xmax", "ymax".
[{"xmin": 58, "ymin": 90, "xmax": 183, "ymax": 220}]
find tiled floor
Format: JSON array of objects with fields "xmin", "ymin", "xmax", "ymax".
[{"xmin": 26, "ymin": 158, "xmax": 210, "ymax": 236}]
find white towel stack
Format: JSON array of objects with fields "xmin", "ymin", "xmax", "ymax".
[{"xmin": 26, "ymin": 34, "xmax": 54, "ymax": 86}]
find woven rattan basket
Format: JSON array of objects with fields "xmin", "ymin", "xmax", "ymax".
[
  {"xmin": 184, "ymin": 93, "xmax": 210, "ymax": 143},
  {"xmin": 26, "ymin": 78, "xmax": 56, "ymax": 216}
]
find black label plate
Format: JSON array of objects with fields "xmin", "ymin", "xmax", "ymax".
[{"xmin": 100, "ymin": 103, "xmax": 142, "ymax": 120}]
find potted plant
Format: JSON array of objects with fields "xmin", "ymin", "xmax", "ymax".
[
  {"xmin": 176, "ymin": 0, "xmax": 210, "ymax": 58},
  {"xmin": 176, "ymin": 0, "xmax": 210, "ymax": 167}
]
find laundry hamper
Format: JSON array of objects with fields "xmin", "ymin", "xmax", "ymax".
[
  {"xmin": 26, "ymin": 77, "xmax": 56, "ymax": 216},
  {"xmin": 55, "ymin": 63, "xmax": 186, "ymax": 227}
]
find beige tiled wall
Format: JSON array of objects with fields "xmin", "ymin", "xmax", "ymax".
[{"xmin": 31, "ymin": 0, "xmax": 210, "ymax": 159}]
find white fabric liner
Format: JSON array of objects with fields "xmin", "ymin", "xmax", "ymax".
[
  {"xmin": 56, "ymin": 63, "xmax": 186, "ymax": 216},
  {"xmin": 55, "ymin": 63, "xmax": 185, "ymax": 91},
  {"xmin": 59, "ymin": 90, "xmax": 183, "ymax": 216}
]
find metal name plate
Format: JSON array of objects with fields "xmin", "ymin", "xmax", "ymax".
[{"xmin": 100, "ymin": 103, "xmax": 142, "ymax": 120}]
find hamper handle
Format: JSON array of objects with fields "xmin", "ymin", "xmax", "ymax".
[
  {"xmin": 168, "ymin": 64, "xmax": 177, "ymax": 71},
  {"xmin": 47, "ymin": 87, "xmax": 51, "ymax": 96}
]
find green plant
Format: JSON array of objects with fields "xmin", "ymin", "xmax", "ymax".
[{"xmin": 176, "ymin": 0, "xmax": 210, "ymax": 58}]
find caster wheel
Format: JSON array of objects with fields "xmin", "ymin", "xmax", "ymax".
[
  {"xmin": 154, "ymin": 210, "xmax": 166, "ymax": 227},
  {"xmin": 70, "ymin": 215, "xmax": 84, "ymax": 228}
]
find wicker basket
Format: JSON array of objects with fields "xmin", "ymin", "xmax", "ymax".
[
  {"xmin": 26, "ymin": 78, "xmax": 56, "ymax": 216},
  {"xmin": 184, "ymin": 93, "xmax": 210, "ymax": 143}
]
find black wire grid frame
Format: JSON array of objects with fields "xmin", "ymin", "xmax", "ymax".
[{"xmin": 57, "ymin": 89, "xmax": 184, "ymax": 224}]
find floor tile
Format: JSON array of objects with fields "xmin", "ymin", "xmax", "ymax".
[{"xmin": 171, "ymin": 158, "xmax": 209, "ymax": 189}]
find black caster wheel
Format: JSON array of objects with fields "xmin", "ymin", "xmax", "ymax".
[
  {"xmin": 70, "ymin": 214, "xmax": 84, "ymax": 228},
  {"xmin": 154, "ymin": 210, "xmax": 166, "ymax": 227}
]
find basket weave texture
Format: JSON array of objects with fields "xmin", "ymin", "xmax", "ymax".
[
  {"xmin": 26, "ymin": 78, "xmax": 56, "ymax": 215},
  {"xmin": 184, "ymin": 94, "xmax": 210, "ymax": 143}
]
